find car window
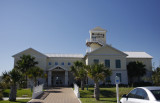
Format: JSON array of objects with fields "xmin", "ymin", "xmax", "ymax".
[
  {"xmin": 127, "ymin": 88, "xmax": 137, "ymax": 98},
  {"xmin": 150, "ymin": 90, "xmax": 160, "ymax": 100},
  {"xmin": 135, "ymin": 88, "xmax": 149, "ymax": 100}
]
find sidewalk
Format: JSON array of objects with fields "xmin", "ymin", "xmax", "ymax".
[
  {"xmin": 28, "ymin": 87, "xmax": 80, "ymax": 103},
  {"xmin": 3, "ymin": 97, "xmax": 31, "ymax": 100}
]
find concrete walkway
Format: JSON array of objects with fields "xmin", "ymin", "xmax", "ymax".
[
  {"xmin": 29, "ymin": 87, "xmax": 80, "ymax": 103},
  {"xmin": 3, "ymin": 97, "xmax": 31, "ymax": 100}
]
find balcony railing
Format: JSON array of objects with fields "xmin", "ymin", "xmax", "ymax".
[{"xmin": 86, "ymin": 39, "xmax": 105, "ymax": 46}]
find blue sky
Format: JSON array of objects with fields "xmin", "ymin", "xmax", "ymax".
[{"xmin": 0, "ymin": 0, "xmax": 160, "ymax": 75}]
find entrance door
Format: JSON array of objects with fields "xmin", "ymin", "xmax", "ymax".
[
  {"xmin": 55, "ymin": 76, "xmax": 63, "ymax": 86},
  {"xmin": 52, "ymin": 70, "xmax": 65, "ymax": 87}
]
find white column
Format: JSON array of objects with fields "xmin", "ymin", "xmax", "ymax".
[
  {"xmin": 48, "ymin": 71, "xmax": 52, "ymax": 86},
  {"xmin": 65, "ymin": 71, "xmax": 68, "ymax": 86}
]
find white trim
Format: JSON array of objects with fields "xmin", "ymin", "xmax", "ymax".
[{"xmin": 48, "ymin": 65, "xmax": 67, "ymax": 71}]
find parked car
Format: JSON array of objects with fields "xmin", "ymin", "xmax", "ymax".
[{"xmin": 120, "ymin": 87, "xmax": 160, "ymax": 103}]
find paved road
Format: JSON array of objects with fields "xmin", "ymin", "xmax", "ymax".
[{"xmin": 29, "ymin": 87, "xmax": 80, "ymax": 103}]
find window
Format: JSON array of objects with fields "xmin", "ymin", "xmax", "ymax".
[
  {"xmin": 55, "ymin": 62, "xmax": 58, "ymax": 65},
  {"xmin": 68, "ymin": 62, "xmax": 71, "ymax": 65},
  {"xmin": 151, "ymin": 90, "xmax": 160, "ymax": 100},
  {"xmin": 92, "ymin": 37, "xmax": 96, "ymax": 41},
  {"xmin": 105, "ymin": 60, "xmax": 110, "ymax": 68},
  {"xmin": 128, "ymin": 89, "xmax": 137, "ymax": 98},
  {"xmin": 93, "ymin": 59, "xmax": 99, "ymax": 64},
  {"xmin": 48, "ymin": 62, "xmax": 52, "ymax": 65},
  {"xmin": 116, "ymin": 60, "xmax": 121, "ymax": 68},
  {"xmin": 61, "ymin": 62, "xmax": 64, "ymax": 65},
  {"xmin": 135, "ymin": 88, "xmax": 149, "ymax": 100},
  {"xmin": 116, "ymin": 73, "xmax": 121, "ymax": 82}
]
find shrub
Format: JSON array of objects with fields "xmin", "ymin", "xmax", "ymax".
[{"xmin": 132, "ymin": 81, "xmax": 152, "ymax": 87}]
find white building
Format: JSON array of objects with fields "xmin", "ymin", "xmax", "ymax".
[{"xmin": 12, "ymin": 27, "xmax": 153, "ymax": 87}]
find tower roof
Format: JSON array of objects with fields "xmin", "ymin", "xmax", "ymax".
[{"xmin": 90, "ymin": 27, "xmax": 107, "ymax": 32}]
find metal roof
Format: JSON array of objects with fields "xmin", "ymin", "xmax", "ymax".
[
  {"xmin": 124, "ymin": 52, "xmax": 153, "ymax": 58},
  {"xmin": 45, "ymin": 54, "xmax": 84, "ymax": 58}
]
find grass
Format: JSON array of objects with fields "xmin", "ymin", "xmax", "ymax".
[
  {"xmin": 80, "ymin": 87, "xmax": 133, "ymax": 103},
  {"xmin": 0, "ymin": 99, "xmax": 30, "ymax": 103},
  {"xmin": 3, "ymin": 89, "xmax": 32, "ymax": 97},
  {"xmin": 81, "ymin": 98, "xmax": 117, "ymax": 103},
  {"xmin": 80, "ymin": 87, "xmax": 133, "ymax": 98}
]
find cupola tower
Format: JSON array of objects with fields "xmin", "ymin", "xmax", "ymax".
[{"xmin": 86, "ymin": 27, "xmax": 107, "ymax": 52}]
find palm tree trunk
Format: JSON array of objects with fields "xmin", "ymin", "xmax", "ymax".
[
  {"xmin": 9, "ymin": 84, "xmax": 17, "ymax": 101},
  {"xmin": 25, "ymin": 73, "xmax": 28, "ymax": 88},
  {"xmin": 81, "ymin": 79, "xmax": 84, "ymax": 90},
  {"xmin": 34, "ymin": 77, "xmax": 37, "ymax": 87},
  {"xmin": 94, "ymin": 82, "xmax": 99, "ymax": 100}
]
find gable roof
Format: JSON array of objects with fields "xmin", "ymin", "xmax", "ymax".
[
  {"xmin": 48, "ymin": 65, "xmax": 66, "ymax": 71},
  {"xmin": 124, "ymin": 52, "xmax": 153, "ymax": 58},
  {"xmin": 12, "ymin": 48, "xmax": 47, "ymax": 57},
  {"xmin": 86, "ymin": 44, "xmax": 128, "ymax": 56}
]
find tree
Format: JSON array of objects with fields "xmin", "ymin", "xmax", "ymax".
[
  {"xmin": 127, "ymin": 61, "xmax": 146, "ymax": 84},
  {"xmin": 152, "ymin": 67, "xmax": 160, "ymax": 86},
  {"xmin": 27, "ymin": 66, "xmax": 44, "ymax": 86},
  {"xmin": 2, "ymin": 68, "xmax": 22, "ymax": 101},
  {"xmin": 15, "ymin": 55, "xmax": 38, "ymax": 87},
  {"xmin": 71, "ymin": 61, "xmax": 87, "ymax": 90},
  {"xmin": 87, "ymin": 63, "xmax": 112, "ymax": 100}
]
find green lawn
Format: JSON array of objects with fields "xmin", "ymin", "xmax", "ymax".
[
  {"xmin": 0, "ymin": 99, "xmax": 30, "ymax": 103},
  {"xmin": 80, "ymin": 87, "xmax": 133, "ymax": 103},
  {"xmin": 3, "ymin": 89, "xmax": 32, "ymax": 97},
  {"xmin": 81, "ymin": 98, "xmax": 117, "ymax": 103}
]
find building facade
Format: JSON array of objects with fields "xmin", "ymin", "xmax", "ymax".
[{"xmin": 12, "ymin": 27, "xmax": 153, "ymax": 87}]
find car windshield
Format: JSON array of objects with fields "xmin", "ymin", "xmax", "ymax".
[{"xmin": 151, "ymin": 90, "xmax": 160, "ymax": 100}]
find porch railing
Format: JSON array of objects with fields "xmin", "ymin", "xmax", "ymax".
[
  {"xmin": 73, "ymin": 83, "xmax": 80, "ymax": 98},
  {"xmin": 32, "ymin": 84, "xmax": 44, "ymax": 99}
]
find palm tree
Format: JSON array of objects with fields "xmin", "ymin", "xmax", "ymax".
[
  {"xmin": 71, "ymin": 61, "xmax": 87, "ymax": 90},
  {"xmin": 15, "ymin": 54, "xmax": 38, "ymax": 87},
  {"xmin": 87, "ymin": 63, "xmax": 111, "ymax": 100},
  {"xmin": 27, "ymin": 66, "xmax": 44, "ymax": 86},
  {"xmin": 2, "ymin": 68, "xmax": 22, "ymax": 101},
  {"xmin": 152, "ymin": 67, "xmax": 160, "ymax": 86},
  {"xmin": 127, "ymin": 61, "xmax": 146, "ymax": 84}
]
